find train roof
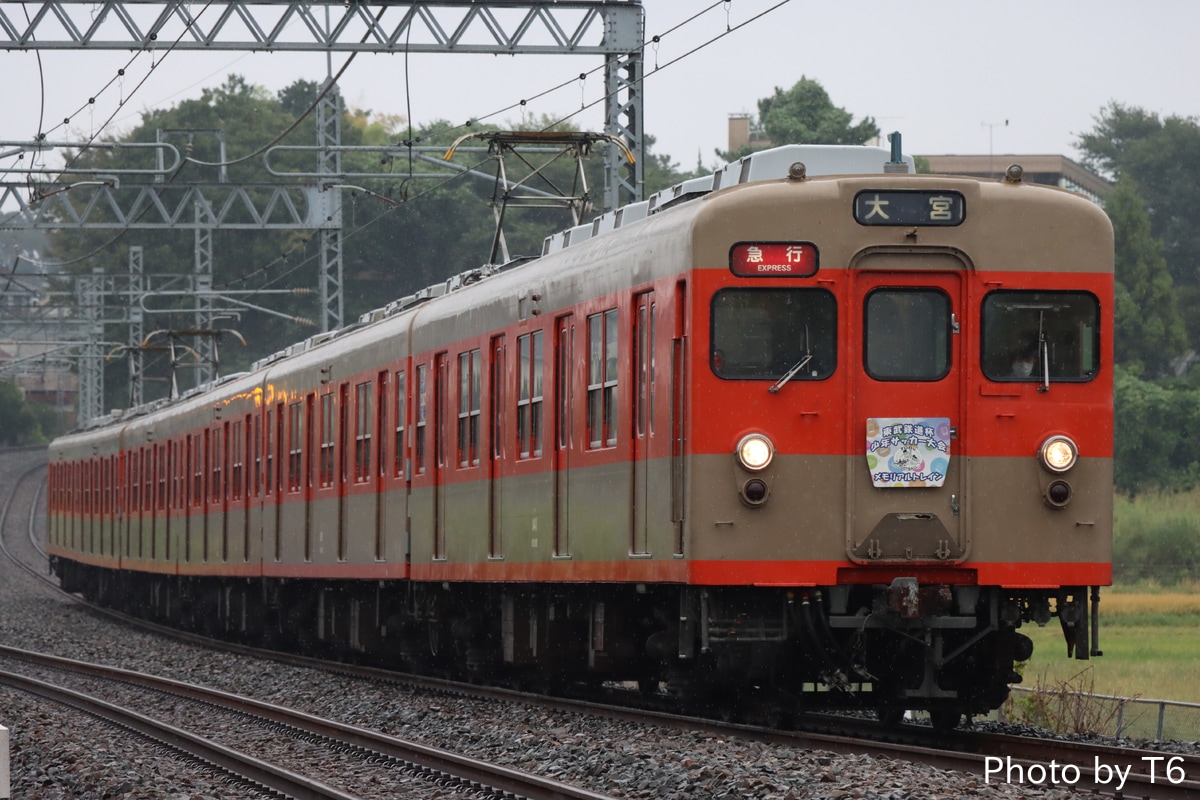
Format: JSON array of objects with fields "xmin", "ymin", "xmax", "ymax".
[
  {"xmin": 71, "ymin": 142, "xmax": 920, "ymax": 435},
  {"xmin": 542, "ymin": 144, "xmax": 914, "ymax": 256}
]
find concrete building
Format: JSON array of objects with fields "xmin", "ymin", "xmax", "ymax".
[{"xmin": 920, "ymin": 154, "xmax": 1112, "ymax": 205}]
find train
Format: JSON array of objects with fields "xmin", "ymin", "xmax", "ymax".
[{"xmin": 46, "ymin": 140, "xmax": 1114, "ymax": 729}]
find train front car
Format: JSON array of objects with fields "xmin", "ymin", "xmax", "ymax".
[{"xmin": 682, "ymin": 150, "xmax": 1113, "ymax": 726}]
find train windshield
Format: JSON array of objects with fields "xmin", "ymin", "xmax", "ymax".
[
  {"xmin": 710, "ymin": 288, "xmax": 835, "ymax": 380},
  {"xmin": 981, "ymin": 290, "xmax": 1100, "ymax": 382},
  {"xmin": 863, "ymin": 288, "xmax": 952, "ymax": 381}
]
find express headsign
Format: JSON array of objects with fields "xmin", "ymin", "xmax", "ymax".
[{"xmin": 729, "ymin": 242, "xmax": 818, "ymax": 277}]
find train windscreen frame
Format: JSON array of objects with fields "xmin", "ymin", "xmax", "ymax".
[
  {"xmin": 981, "ymin": 290, "xmax": 1101, "ymax": 382},
  {"xmin": 710, "ymin": 288, "xmax": 836, "ymax": 381}
]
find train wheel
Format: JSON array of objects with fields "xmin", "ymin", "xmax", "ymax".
[
  {"xmin": 637, "ymin": 675, "xmax": 661, "ymax": 697},
  {"xmin": 929, "ymin": 708, "xmax": 962, "ymax": 732}
]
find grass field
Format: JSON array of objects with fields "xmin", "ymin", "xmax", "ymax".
[
  {"xmin": 1019, "ymin": 593, "xmax": 1200, "ymax": 704},
  {"xmin": 1024, "ymin": 488, "xmax": 1198, "ymax": 703}
]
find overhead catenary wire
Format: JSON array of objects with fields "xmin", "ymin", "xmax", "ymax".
[
  {"xmin": 8, "ymin": 1, "xmax": 792, "ymax": 314},
  {"xmin": 540, "ymin": 0, "xmax": 793, "ymax": 134}
]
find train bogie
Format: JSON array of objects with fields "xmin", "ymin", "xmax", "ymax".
[{"xmin": 48, "ymin": 143, "xmax": 1113, "ymax": 726}]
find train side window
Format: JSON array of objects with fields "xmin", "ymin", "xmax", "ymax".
[
  {"xmin": 231, "ymin": 422, "xmax": 243, "ymax": 501},
  {"xmin": 458, "ymin": 349, "xmax": 481, "ymax": 467},
  {"xmin": 144, "ymin": 448, "xmax": 153, "ymax": 512},
  {"xmin": 157, "ymin": 443, "xmax": 167, "ymax": 511},
  {"xmin": 320, "ymin": 392, "xmax": 335, "ymax": 487},
  {"xmin": 517, "ymin": 333, "xmax": 543, "ymax": 458},
  {"xmin": 288, "ymin": 401, "xmax": 303, "ymax": 492},
  {"xmin": 355, "ymin": 380, "xmax": 372, "ymax": 481},
  {"xmin": 212, "ymin": 426, "xmax": 225, "ymax": 503},
  {"xmin": 711, "ymin": 288, "xmax": 836, "ymax": 380},
  {"xmin": 415, "ymin": 364, "xmax": 427, "ymax": 474},
  {"xmin": 491, "ymin": 338, "xmax": 506, "ymax": 462},
  {"xmin": 376, "ymin": 372, "xmax": 387, "ymax": 481},
  {"xmin": 265, "ymin": 408, "xmax": 275, "ymax": 495},
  {"xmin": 587, "ymin": 310, "xmax": 618, "ymax": 448},
  {"xmin": 130, "ymin": 452, "xmax": 140, "ymax": 514},
  {"xmin": 394, "ymin": 370, "xmax": 406, "ymax": 478},
  {"xmin": 187, "ymin": 438, "xmax": 196, "ymax": 506},
  {"xmin": 981, "ymin": 290, "xmax": 1100, "ymax": 382},
  {"xmin": 252, "ymin": 415, "xmax": 261, "ymax": 498},
  {"xmin": 864, "ymin": 289, "xmax": 951, "ymax": 381},
  {"xmin": 170, "ymin": 442, "xmax": 181, "ymax": 510}
]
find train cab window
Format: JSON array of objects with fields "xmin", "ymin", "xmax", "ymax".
[
  {"xmin": 864, "ymin": 289, "xmax": 951, "ymax": 381},
  {"xmin": 711, "ymin": 288, "xmax": 836, "ymax": 380},
  {"xmin": 982, "ymin": 290, "xmax": 1100, "ymax": 382}
]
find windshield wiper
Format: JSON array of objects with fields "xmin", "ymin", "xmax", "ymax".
[
  {"xmin": 1037, "ymin": 311, "xmax": 1051, "ymax": 393},
  {"xmin": 769, "ymin": 354, "xmax": 813, "ymax": 393}
]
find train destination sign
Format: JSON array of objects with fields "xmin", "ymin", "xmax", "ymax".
[
  {"xmin": 853, "ymin": 190, "xmax": 965, "ymax": 226},
  {"xmin": 730, "ymin": 242, "xmax": 818, "ymax": 277}
]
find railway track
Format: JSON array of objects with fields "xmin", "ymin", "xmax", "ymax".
[
  {"xmin": 0, "ymin": 647, "xmax": 616, "ymax": 800},
  {"xmin": 0, "ymin": 450, "xmax": 617, "ymax": 800},
  {"xmin": 5, "ymin": 446, "xmax": 1199, "ymax": 798}
]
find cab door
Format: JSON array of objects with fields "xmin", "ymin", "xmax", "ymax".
[{"xmin": 849, "ymin": 268, "xmax": 966, "ymax": 564}]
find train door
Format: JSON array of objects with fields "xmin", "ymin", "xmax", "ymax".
[
  {"xmin": 849, "ymin": 268, "xmax": 966, "ymax": 563},
  {"xmin": 631, "ymin": 292, "xmax": 655, "ymax": 556},
  {"xmin": 338, "ymin": 382, "xmax": 350, "ymax": 562},
  {"xmin": 247, "ymin": 413, "xmax": 259, "ymax": 566},
  {"xmin": 433, "ymin": 352, "xmax": 448, "ymax": 560},
  {"xmin": 102, "ymin": 457, "xmax": 114, "ymax": 560},
  {"xmin": 670, "ymin": 280, "xmax": 687, "ymax": 556},
  {"xmin": 237, "ymin": 417, "xmax": 251, "ymax": 564},
  {"xmin": 304, "ymin": 394, "xmax": 315, "ymax": 562},
  {"xmin": 489, "ymin": 336, "xmax": 506, "ymax": 558},
  {"xmin": 271, "ymin": 403, "xmax": 284, "ymax": 562},
  {"xmin": 226, "ymin": 422, "xmax": 238, "ymax": 562},
  {"xmin": 220, "ymin": 422, "xmax": 230, "ymax": 562},
  {"xmin": 553, "ymin": 316, "xmax": 573, "ymax": 556},
  {"xmin": 202, "ymin": 430, "xmax": 212, "ymax": 562},
  {"xmin": 375, "ymin": 371, "xmax": 387, "ymax": 562}
]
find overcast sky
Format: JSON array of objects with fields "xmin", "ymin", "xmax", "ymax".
[{"xmin": 2, "ymin": 0, "xmax": 1197, "ymax": 177}]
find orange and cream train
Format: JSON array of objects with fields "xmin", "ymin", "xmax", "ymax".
[{"xmin": 47, "ymin": 143, "xmax": 1113, "ymax": 728}]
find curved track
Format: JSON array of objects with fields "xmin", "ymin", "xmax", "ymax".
[
  {"xmin": 0, "ymin": 448, "xmax": 617, "ymax": 800},
  {"xmin": 0, "ymin": 646, "xmax": 615, "ymax": 800}
]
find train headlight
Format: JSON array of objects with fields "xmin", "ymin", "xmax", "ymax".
[
  {"xmin": 736, "ymin": 433, "xmax": 774, "ymax": 472},
  {"xmin": 1038, "ymin": 435, "xmax": 1078, "ymax": 473}
]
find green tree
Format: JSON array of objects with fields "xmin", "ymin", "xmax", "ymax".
[
  {"xmin": 1077, "ymin": 103, "xmax": 1200, "ymax": 349},
  {"xmin": 1112, "ymin": 366, "xmax": 1200, "ymax": 494},
  {"xmin": 0, "ymin": 382, "xmax": 44, "ymax": 445},
  {"xmin": 719, "ymin": 77, "xmax": 879, "ymax": 161},
  {"xmin": 46, "ymin": 75, "xmax": 699, "ymax": 411},
  {"xmin": 1107, "ymin": 180, "xmax": 1189, "ymax": 377}
]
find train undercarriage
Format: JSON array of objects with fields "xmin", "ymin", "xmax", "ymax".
[{"xmin": 52, "ymin": 558, "xmax": 1099, "ymax": 729}]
